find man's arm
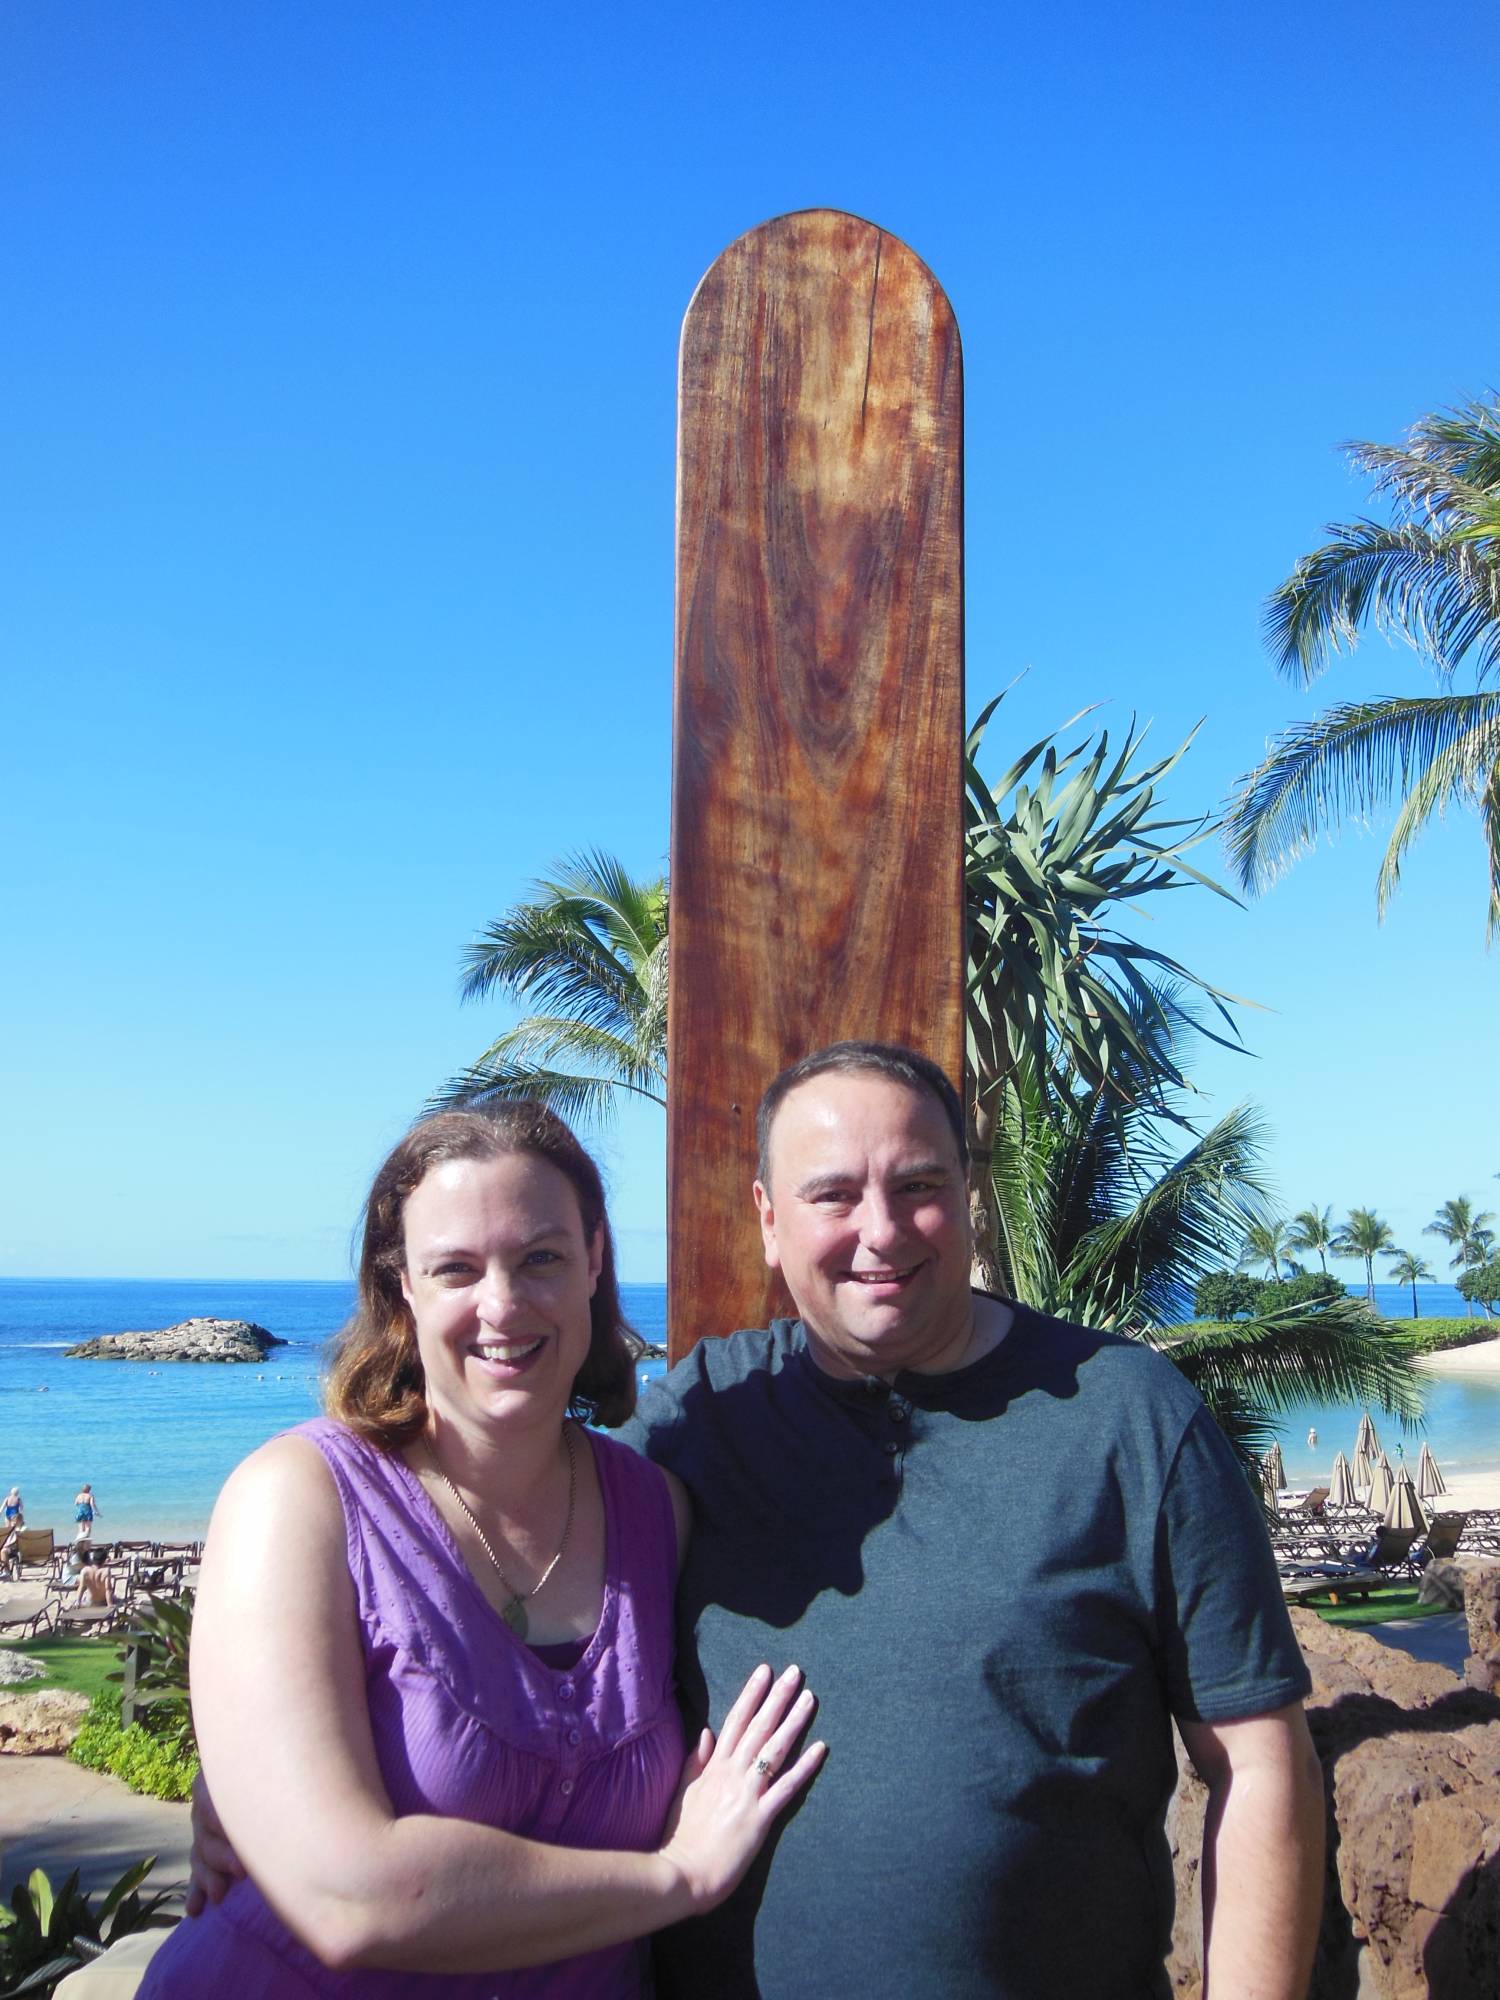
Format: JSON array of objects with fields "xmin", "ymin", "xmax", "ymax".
[{"xmin": 1178, "ymin": 1703, "xmax": 1324, "ymax": 2000}]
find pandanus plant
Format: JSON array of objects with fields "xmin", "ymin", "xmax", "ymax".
[{"xmin": 963, "ymin": 690, "xmax": 1247, "ymax": 1287}]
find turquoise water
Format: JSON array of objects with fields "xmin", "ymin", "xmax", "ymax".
[
  {"xmin": 0, "ymin": 1279, "xmax": 667, "ymax": 1540},
  {"xmin": 2, "ymin": 1278, "xmax": 1493, "ymax": 1536}
]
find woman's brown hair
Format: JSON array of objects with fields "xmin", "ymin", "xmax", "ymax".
[{"xmin": 325, "ymin": 1103, "xmax": 640, "ymax": 1446}]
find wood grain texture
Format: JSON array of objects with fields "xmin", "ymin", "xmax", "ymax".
[{"xmin": 668, "ymin": 209, "xmax": 965, "ymax": 1360}]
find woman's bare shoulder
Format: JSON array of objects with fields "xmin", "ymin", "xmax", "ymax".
[{"xmin": 211, "ymin": 1429, "xmax": 345, "ymax": 1541}]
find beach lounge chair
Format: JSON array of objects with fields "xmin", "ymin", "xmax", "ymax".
[
  {"xmin": 55, "ymin": 1597, "xmax": 128, "ymax": 1636},
  {"xmin": 14, "ymin": 1526, "xmax": 55, "ymax": 1571},
  {"xmin": 1459, "ymin": 1510, "xmax": 1500, "ymax": 1553},
  {"xmin": 1412, "ymin": 1512, "xmax": 1468, "ymax": 1566},
  {"xmin": 1286, "ymin": 1487, "xmax": 1330, "ymax": 1516},
  {"xmin": 1280, "ymin": 1523, "xmax": 1422, "ymax": 1604},
  {"xmin": 0, "ymin": 1598, "xmax": 57, "ymax": 1640}
]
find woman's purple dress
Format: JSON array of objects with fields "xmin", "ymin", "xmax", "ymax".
[{"xmin": 141, "ymin": 1420, "xmax": 684, "ymax": 1997}]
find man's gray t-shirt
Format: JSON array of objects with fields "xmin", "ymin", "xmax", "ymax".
[{"xmin": 621, "ymin": 1303, "xmax": 1309, "ymax": 1999}]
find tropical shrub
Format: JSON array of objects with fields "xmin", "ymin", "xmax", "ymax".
[
  {"xmin": 1457, "ymin": 1257, "xmax": 1500, "ymax": 1315},
  {"xmin": 1193, "ymin": 1271, "xmax": 1265, "ymax": 1320},
  {"xmin": 107, "ymin": 1589, "xmax": 195, "ymax": 1755},
  {"xmin": 0, "ymin": 1858, "xmax": 172, "ymax": 1998},
  {"xmin": 1193, "ymin": 1270, "xmax": 1345, "ymax": 1319},
  {"xmin": 1277, "ymin": 1272, "xmax": 1348, "ymax": 1307},
  {"xmin": 69, "ymin": 1689, "xmax": 198, "ymax": 1803},
  {"xmin": 1401, "ymin": 1316, "xmax": 1500, "ymax": 1352}
]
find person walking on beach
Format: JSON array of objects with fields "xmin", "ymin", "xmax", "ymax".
[
  {"xmin": 3, "ymin": 1486, "xmax": 21, "ymax": 1528},
  {"xmin": 195, "ymin": 1045, "xmax": 1325, "ymax": 1997},
  {"xmin": 72, "ymin": 1483, "xmax": 98, "ymax": 1541}
]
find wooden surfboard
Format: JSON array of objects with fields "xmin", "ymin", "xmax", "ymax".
[{"xmin": 668, "ymin": 209, "xmax": 965, "ymax": 1360}]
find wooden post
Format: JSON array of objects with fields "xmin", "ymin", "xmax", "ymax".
[{"xmin": 668, "ymin": 209, "xmax": 965, "ymax": 1361}]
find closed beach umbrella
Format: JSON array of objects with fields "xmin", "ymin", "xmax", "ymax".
[
  {"xmin": 1384, "ymin": 1469, "xmax": 1427, "ymax": 1536},
  {"xmin": 1351, "ymin": 1445, "xmax": 1373, "ymax": 1492},
  {"xmin": 1416, "ymin": 1442, "xmax": 1447, "ymax": 1499},
  {"xmin": 1367, "ymin": 1457, "xmax": 1394, "ymax": 1515},
  {"xmin": 1354, "ymin": 1411, "xmax": 1379, "ymax": 1458},
  {"xmin": 1329, "ymin": 1451, "xmax": 1357, "ymax": 1508},
  {"xmin": 1263, "ymin": 1443, "xmax": 1286, "ymax": 1492}
]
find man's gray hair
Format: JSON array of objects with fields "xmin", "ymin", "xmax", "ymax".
[{"xmin": 755, "ymin": 1041, "xmax": 969, "ymax": 1184}]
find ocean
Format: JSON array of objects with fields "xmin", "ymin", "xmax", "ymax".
[
  {"xmin": 0, "ymin": 1278, "xmax": 667, "ymax": 1540},
  {"xmin": 1, "ymin": 1277, "xmax": 1493, "ymax": 1538}
]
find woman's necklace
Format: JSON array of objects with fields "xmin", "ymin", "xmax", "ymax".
[{"xmin": 431, "ymin": 1423, "xmax": 577, "ymax": 1640}]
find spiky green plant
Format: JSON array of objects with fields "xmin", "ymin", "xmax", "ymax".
[
  {"xmin": 984, "ymin": 1002, "xmax": 1423, "ymax": 1473},
  {"xmin": 0, "ymin": 1859, "xmax": 172, "ymax": 1998},
  {"xmin": 964, "ymin": 690, "xmax": 1248, "ymax": 1283}
]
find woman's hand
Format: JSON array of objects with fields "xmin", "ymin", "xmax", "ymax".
[
  {"xmin": 185, "ymin": 1772, "xmax": 245, "ymax": 1917},
  {"xmin": 656, "ymin": 1663, "xmax": 826, "ymax": 1911}
]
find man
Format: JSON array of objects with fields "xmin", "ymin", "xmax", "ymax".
[
  {"xmin": 627, "ymin": 1042, "xmax": 1323, "ymax": 1998},
  {"xmin": 192, "ymin": 1041, "xmax": 1323, "ymax": 1994}
]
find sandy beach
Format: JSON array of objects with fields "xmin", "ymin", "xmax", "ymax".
[{"xmin": 1414, "ymin": 1334, "xmax": 1500, "ymax": 1376}]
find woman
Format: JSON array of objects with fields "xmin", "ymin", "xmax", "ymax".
[
  {"xmin": 73, "ymin": 1482, "xmax": 99, "ymax": 1542},
  {"xmin": 2, "ymin": 1487, "xmax": 21, "ymax": 1528},
  {"xmin": 142, "ymin": 1104, "xmax": 824, "ymax": 1996}
]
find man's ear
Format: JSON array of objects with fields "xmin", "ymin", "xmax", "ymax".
[{"xmin": 753, "ymin": 1180, "xmax": 781, "ymax": 1272}]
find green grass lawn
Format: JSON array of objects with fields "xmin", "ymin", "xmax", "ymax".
[
  {"xmin": 0, "ymin": 1632, "xmax": 123, "ymax": 1701},
  {"xmin": 1310, "ymin": 1586, "xmax": 1454, "ymax": 1627}
]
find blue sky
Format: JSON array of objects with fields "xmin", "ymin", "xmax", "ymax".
[{"xmin": 4, "ymin": 1, "xmax": 1496, "ymax": 1288}]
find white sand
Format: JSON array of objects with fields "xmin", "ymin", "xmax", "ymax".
[
  {"xmin": 1414, "ymin": 1335, "xmax": 1500, "ymax": 1377},
  {"xmin": 1416, "ymin": 1469, "xmax": 1500, "ymax": 1512}
]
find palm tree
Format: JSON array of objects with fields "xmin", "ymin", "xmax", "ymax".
[
  {"xmin": 985, "ymin": 1025, "xmax": 1422, "ymax": 1472},
  {"xmin": 1385, "ymin": 1248, "xmax": 1436, "ymax": 1319},
  {"xmin": 1424, "ymin": 1195, "xmax": 1498, "ymax": 1314},
  {"xmin": 432, "ymin": 849, "xmax": 668, "ymax": 1123},
  {"xmin": 1225, "ymin": 397, "xmax": 1500, "ymax": 937},
  {"xmin": 1333, "ymin": 1207, "xmax": 1395, "ymax": 1304},
  {"xmin": 1286, "ymin": 1205, "xmax": 1335, "ymax": 1275},
  {"xmin": 1239, "ymin": 1220, "xmax": 1291, "ymax": 1281}
]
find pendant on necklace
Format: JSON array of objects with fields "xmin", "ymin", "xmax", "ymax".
[{"xmin": 503, "ymin": 1596, "xmax": 529, "ymax": 1639}]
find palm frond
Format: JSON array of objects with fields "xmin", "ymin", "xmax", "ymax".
[
  {"xmin": 1224, "ymin": 693, "xmax": 1500, "ymax": 899},
  {"xmin": 1374, "ymin": 711, "xmax": 1500, "ymax": 919},
  {"xmin": 1264, "ymin": 521, "xmax": 1500, "ymax": 688},
  {"xmin": 459, "ymin": 1015, "xmax": 665, "ymax": 1094},
  {"xmin": 425, "ymin": 1058, "xmax": 663, "ymax": 1123},
  {"xmin": 1154, "ymin": 1300, "xmax": 1425, "ymax": 1435}
]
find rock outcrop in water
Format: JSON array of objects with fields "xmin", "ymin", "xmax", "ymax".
[{"xmin": 65, "ymin": 1317, "xmax": 286, "ymax": 1363}]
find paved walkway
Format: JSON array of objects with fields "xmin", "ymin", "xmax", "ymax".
[
  {"xmin": 1363, "ymin": 1610, "xmax": 1470, "ymax": 1673},
  {"xmin": 0, "ymin": 1755, "xmax": 191, "ymax": 1911}
]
